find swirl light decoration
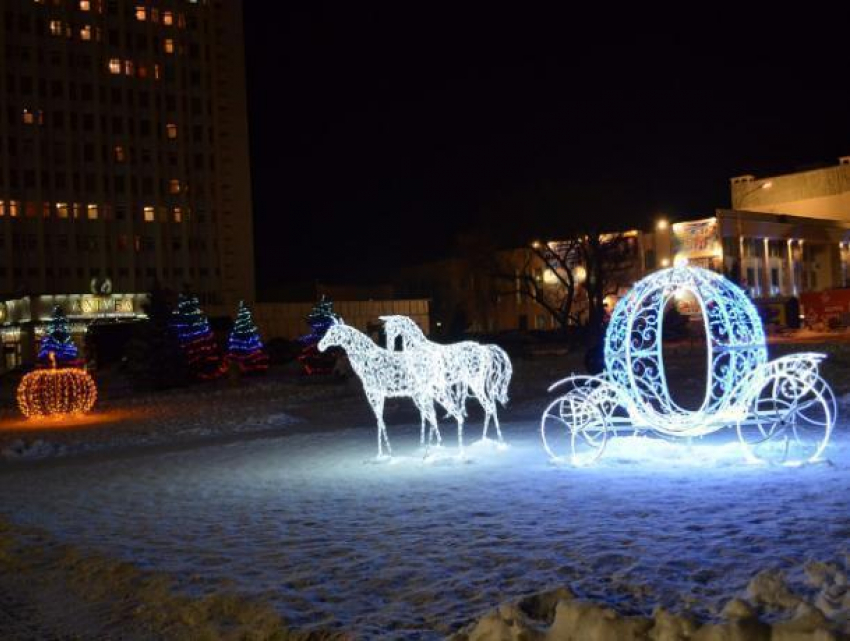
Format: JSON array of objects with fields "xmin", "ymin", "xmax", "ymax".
[
  {"xmin": 381, "ymin": 315, "xmax": 512, "ymax": 444},
  {"xmin": 541, "ymin": 265, "xmax": 836, "ymax": 466},
  {"xmin": 17, "ymin": 353, "xmax": 97, "ymax": 418},
  {"xmin": 318, "ymin": 320, "xmax": 465, "ymax": 458}
]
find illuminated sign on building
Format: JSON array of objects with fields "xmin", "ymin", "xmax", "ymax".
[{"xmin": 672, "ymin": 217, "xmax": 721, "ymax": 262}]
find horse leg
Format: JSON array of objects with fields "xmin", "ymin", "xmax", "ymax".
[
  {"xmin": 382, "ymin": 414, "xmax": 392, "ymax": 456},
  {"xmin": 429, "ymin": 404, "xmax": 443, "ymax": 447},
  {"xmin": 416, "ymin": 397, "xmax": 440, "ymax": 453},
  {"xmin": 492, "ymin": 411, "xmax": 504, "ymax": 443},
  {"xmin": 482, "ymin": 412, "xmax": 491, "ymax": 441},
  {"xmin": 367, "ymin": 393, "xmax": 388, "ymax": 458},
  {"xmin": 457, "ymin": 413, "xmax": 465, "ymax": 456}
]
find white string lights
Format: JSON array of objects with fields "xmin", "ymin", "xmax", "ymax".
[
  {"xmin": 381, "ymin": 315, "xmax": 512, "ymax": 445},
  {"xmin": 318, "ymin": 319, "xmax": 463, "ymax": 458},
  {"xmin": 541, "ymin": 265, "xmax": 837, "ymax": 466},
  {"xmin": 318, "ymin": 317, "xmax": 512, "ymax": 459}
]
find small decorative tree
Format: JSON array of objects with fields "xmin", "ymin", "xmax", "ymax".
[
  {"xmin": 171, "ymin": 294, "xmax": 224, "ymax": 380},
  {"xmin": 226, "ymin": 301, "xmax": 269, "ymax": 374},
  {"xmin": 125, "ymin": 284, "xmax": 188, "ymax": 390},
  {"xmin": 38, "ymin": 306, "xmax": 82, "ymax": 368},
  {"xmin": 298, "ymin": 295, "xmax": 340, "ymax": 375}
]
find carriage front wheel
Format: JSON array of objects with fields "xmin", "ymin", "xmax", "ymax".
[
  {"xmin": 541, "ymin": 390, "xmax": 608, "ymax": 466},
  {"xmin": 737, "ymin": 371, "xmax": 835, "ymax": 465}
]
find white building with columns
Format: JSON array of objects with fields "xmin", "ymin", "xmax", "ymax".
[{"xmin": 643, "ymin": 157, "xmax": 850, "ymax": 300}]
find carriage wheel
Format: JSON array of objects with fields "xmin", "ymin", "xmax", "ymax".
[
  {"xmin": 737, "ymin": 373, "xmax": 835, "ymax": 465},
  {"xmin": 541, "ymin": 390, "xmax": 608, "ymax": 466}
]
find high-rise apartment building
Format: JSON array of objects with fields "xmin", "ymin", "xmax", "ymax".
[{"xmin": 0, "ymin": 0, "xmax": 254, "ymax": 312}]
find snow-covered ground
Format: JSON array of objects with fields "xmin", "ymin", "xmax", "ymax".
[{"xmin": 1, "ymin": 409, "xmax": 849, "ymax": 638}]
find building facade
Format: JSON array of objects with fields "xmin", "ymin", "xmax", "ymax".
[
  {"xmin": 403, "ymin": 158, "xmax": 850, "ymax": 334},
  {"xmin": 0, "ymin": 0, "xmax": 254, "ymax": 367},
  {"xmin": 0, "ymin": 0, "xmax": 254, "ymax": 309},
  {"xmin": 646, "ymin": 212, "xmax": 850, "ymax": 300},
  {"xmin": 730, "ymin": 157, "xmax": 850, "ymax": 221}
]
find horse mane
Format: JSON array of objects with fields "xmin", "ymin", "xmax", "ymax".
[{"xmin": 392, "ymin": 316, "xmax": 426, "ymax": 342}]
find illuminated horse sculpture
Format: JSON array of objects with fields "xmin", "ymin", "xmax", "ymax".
[
  {"xmin": 381, "ymin": 315, "xmax": 512, "ymax": 446},
  {"xmin": 318, "ymin": 320, "xmax": 465, "ymax": 458}
]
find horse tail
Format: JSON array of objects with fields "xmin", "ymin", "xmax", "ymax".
[{"xmin": 485, "ymin": 345, "xmax": 512, "ymax": 406}]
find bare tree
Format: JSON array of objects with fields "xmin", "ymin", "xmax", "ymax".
[
  {"xmin": 580, "ymin": 232, "xmax": 637, "ymax": 337},
  {"xmin": 492, "ymin": 231, "xmax": 638, "ymax": 337}
]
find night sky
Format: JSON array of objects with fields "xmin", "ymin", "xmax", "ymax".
[{"xmin": 244, "ymin": 6, "xmax": 850, "ymax": 294}]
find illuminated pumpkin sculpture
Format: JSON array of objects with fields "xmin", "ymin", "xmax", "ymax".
[{"xmin": 17, "ymin": 353, "xmax": 97, "ymax": 418}]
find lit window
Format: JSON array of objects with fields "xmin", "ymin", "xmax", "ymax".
[
  {"xmin": 49, "ymin": 20, "xmax": 63, "ymax": 36},
  {"xmin": 124, "ymin": 60, "xmax": 134, "ymax": 76},
  {"xmin": 56, "ymin": 202, "xmax": 69, "ymax": 218},
  {"xmin": 163, "ymin": 39, "xmax": 175, "ymax": 54},
  {"xmin": 73, "ymin": 203, "xmax": 82, "ymax": 219},
  {"xmin": 168, "ymin": 179, "xmax": 181, "ymax": 194},
  {"xmin": 162, "ymin": 11, "xmax": 173, "ymax": 25},
  {"xmin": 43, "ymin": 202, "xmax": 51, "ymax": 218},
  {"xmin": 87, "ymin": 204, "xmax": 99, "ymax": 220},
  {"xmin": 166, "ymin": 123, "xmax": 178, "ymax": 139},
  {"xmin": 80, "ymin": 24, "xmax": 91, "ymax": 40},
  {"xmin": 143, "ymin": 206, "xmax": 155, "ymax": 222},
  {"xmin": 173, "ymin": 207, "xmax": 182, "ymax": 222},
  {"xmin": 153, "ymin": 63, "xmax": 161, "ymax": 80},
  {"xmin": 114, "ymin": 145, "xmax": 125, "ymax": 162},
  {"xmin": 135, "ymin": 6, "xmax": 146, "ymax": 21},
  {"xmin": 79, "ymin": 0, "xmax": 90, "ymax": 10},
  {"xmin": 137, "ymin": 64, "xmax": 148, "ymax": 78},
  {"xmin": 9, "ymin": 201, "xmax": 19, "ymax": 217},
  {"xmin": 108, "ymin": 58, "xmax": 121, "ymax": 74},
  {"xmin": 0, "ymin": 200, "xmax": 4, "ymax": 216},
  {"xmin": 22, "ymin": 109, "xmax": 43, "ymax": 125}
]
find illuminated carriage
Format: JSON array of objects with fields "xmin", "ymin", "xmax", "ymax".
[{"xmin": 541, "ymin": 265, "xmax": 837, "ymax": 465}]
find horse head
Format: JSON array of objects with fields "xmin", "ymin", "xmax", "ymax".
[
  {"xmin": 318, "ymin": 317, "xmax": 346, "ymax": 352},
  {"xmin": 380, "ymin": 315, "xmax": 425, "ymax": 348}
]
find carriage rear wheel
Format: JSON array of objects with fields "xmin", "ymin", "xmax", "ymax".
[
  {"xmin": 737, "ymin": 372, "xmax": 835, "ymax": 465},
  {"xmin": 541, "ymin": 389, "xmax": 608, "ymax": 466}
]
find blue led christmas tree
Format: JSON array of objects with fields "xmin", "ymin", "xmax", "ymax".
[
  {"xmin": 226, "ymin": 301, "xmax": 269, "ymax": 374},
  {"xmin": 171, "ymin": 294, "xmax": 225, "ymax": 380},
  {"xmin": 38, "ymin": 306, "xmax": 82, "ymax": 368},
  {"xmin": 298, "ymin": 295, "xmax": 339, "ymax": 375}
]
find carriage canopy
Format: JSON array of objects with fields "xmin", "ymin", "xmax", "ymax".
[{"xmin": 603, "ymin": 265, "xmax": 768, "ymax": 433}]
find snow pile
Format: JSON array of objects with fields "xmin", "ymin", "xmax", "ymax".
[
  {"xmin": 453, "ymin": 563, "xmax": 850, "ymax": 640},
  {"xmin": 0, "ymin": 518, "xmax": 346, "ymax": 640}
]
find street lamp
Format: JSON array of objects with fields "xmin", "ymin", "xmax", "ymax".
[{"xmin": 735, "ymin": 180, "xmax": 773, "ymax": 209}]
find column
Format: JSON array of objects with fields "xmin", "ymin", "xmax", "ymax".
[
  {"xmin": 787, "ymin": 239, "xmax": 796, "ymax": 296},
  {"xmin": 762, "ymin": 238, "xmax": 771, "ymax": 297}
]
